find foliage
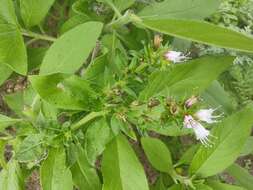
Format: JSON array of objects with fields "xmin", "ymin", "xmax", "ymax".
[{"xmin": 0, "ymin": 0, "xmax": 253, "ymax": 190}]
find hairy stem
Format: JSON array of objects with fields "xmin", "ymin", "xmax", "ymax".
[
  {"xmin": 21, "ymin": 29, "xmax": 56, "ymax": 42},
  {"xmin": 71, "ymin": 111, "xmax": 108, "ymax": 131}
]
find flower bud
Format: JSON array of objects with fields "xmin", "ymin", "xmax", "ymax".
[
  {"xmin": 185, "ymin": 96, "xmax": 198, "ymax": 108},
  {"xmin": 154, "ymin": 34, "xmax": 163, "ymax": 49}
]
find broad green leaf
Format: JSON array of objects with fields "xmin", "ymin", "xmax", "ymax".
[
  {"xmin": 141, "ymin": 19, "xmax": 253, "ymax": 53},
  {"xmin": 139, "ymin": 56, "xmax": 233, "ymax": 101},
  {"xmin": 16, "ymin": 134, "xmax": 45, "ymax": 163},
  {"xmin": 0, "ymin": 0, "xmax": 27, "ymax": 75},
  {"xmin": 84, "ymin": 118, "xmax": 111, "ymax": 165},
  {"xmin": 195, "ymin": 184, "xmax": 213, "ymax": 190},
  {"xmin": 71, "ymin": 144, "xmax": 101, "ymax": 190},
  {"xmin": 226, "ymin": 164, "xmax": 253, "ymax": 190},
  {"xmin": 206, "ymin": 180, "xmax": 246, "ymax": 190},
  {"xmin": 40, "ymin": 22, "xmax": 103, "ymax": 75},
  {"xmin": 0, "ymin": 161, "xmax": 23, "ymax": 190},
  {"xmin": 0, "ymin": 114, "xmax": 22, "ymax": 132},
  {"xmin": 240, "ymin": 136, "xmax": 253, "ymax": 156},
  {"xmin": 102, "ymin": 134, "xmax": 149, "ymax": 190},
  {"xmin": 29, "ymin": 74, "xmax": 99, "ymax": 110},
  {"xmin": 98, "ymin": 0, "xmax": 135, "ymax": 12},
  {"xmin": 0, "ymin": 64, "xmax": 12, "ymax": 86},
  {"xmin": 141, "ymin": 137, "xmax": 173, "ymax": 173},
  {"xmin": 168, "ymin": 184, "xmax": 184, "ymax": 190},
  {"xmin": 138, "ymin": 0, "xmax": 220, "ymax": 20},
  {"xmin": 189, "ymin": 105, "xmax": 253, "ymax": 177},
  {"xmin": 114, "ymin": 0, "xmax": 135, "ymax": 11},
  {"xmin": 20, "ymin": 0, "xmax": 55, "ymax": 27},
  {"xmin": 40, "ymin": 148, "xmax": 73, "ymax": 190},
  {"xmin": 201, "ymin": 81, "xmax": 235, "ymax": 115}
]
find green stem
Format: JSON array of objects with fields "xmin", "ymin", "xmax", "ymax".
[
  {"xmin": 105, "ymin": 0, "xmax": 122, "ymax": 18},
  {"xmin": 21, "ymin": 29, "xmax": 56, "ymax": 42},
  {"xmin": 106, "ymin": 12, "xmax": 143, "ymax": 31},
  {"xmin": 26, "ymin": 38, "xmax": 39, "ymax": 46},
  {"xmin": 71, "ymin": 111, "xmax": 108, "ymax": 131}
]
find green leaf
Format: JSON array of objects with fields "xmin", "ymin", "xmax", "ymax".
[
  {"xmin": 60, "ymin": 15, "xmax": 90, "ymax": 34},
  {"xmin": 71, "ymin": 144, "xmax": 101, "ymax": 190},
  {"xmin": 148, "ymin": 123, "xmax": 191, "ymax": 136},
  {"xmin": 0, "ymin": 161, "xmax": 23, "ymax": 190},
  {"xmin": 195, "ymin": 184, "xmax": 213, "ymax": 190},
  {"xmin": 27, "ymin": 47, "xmax": 47, "ymax": 71},
  {"xmin": 240, "ymin": 136, "xmax": 253, "ymax": 156},
  {"xmin": 151, "ymin": 176, "xmax": 167, "ymax": 190},
  {"xmin": 40, "ymin": 148, "xmax": 73, "ymax": 190},
  {"xmin": 0, "ymin": 64, "xmax": 12, "ymax": 86},
  {"xmin": 141, "ymin": 19, "xmax": 253, "ymax": 53},
  {"xmin": 20, "ymin": 0, "xmax": 55, "ymax": 27},
  {"xmin": 3, "ymin": 86, "xmax": 37, "ymax": 116},
  {"xmin": 201, "ymin": 81, "xmax": 235, "ymax": 115},
  {"xmin": 29, "ymin": 74, "xmax": 99, "ymax": 110},
  {"xmin": 0, "ymin": 140, "xmax": 6, "ymax": 168},
  {"xmin": 206, "ymin": 180, "xmax": 246, "ymax": 190},
  {"xmin": 110, "ymin": 114, "xmax": 137, "ymax": 140},
  {"xmin": 16, "ymin": 134, "xmax": 45, "ymax": 163},
  {"xmin": 138, "ymin": 0, "xmax": 220, "ymax": 20},
  {"xmin": 189, "ymin": 105, "xmax": 253, "ymax": 177},
  {"xmin": 226, "ymin": 163, "xmax": 253, "ymax": 190},
  {"xmin": 102, "ymin": 134, "xmax": 149, "ymax": 190},
  {"xmin": 83, "ymin": 51, "xmax": 108, "ymax": 90},
  {"xmin": 40, "ymin": 22, "xmax": 103, "ymax": 75},
  {"xmin": 0, "ymin": 0, "xmax": 27, "ymax": 75},
  {"xmin": 168, "ymin": 184, "xmax": 184, "ymax": 190},
  {"xmin": 84, "ymin": 118, "xmax": 111, "ymax": 165},
  {"xmin": 0, "ymin": 114, "xmax": 22, "ymax": 132},
  {"xmin": 98, "ymin": 0, "xmax": 135, "ymax": 12},
  {"xmin": 141, "ymin": 137, "xmax": 173, "ymax": 173},
  {"xmin": 139, "ymin": 56, "xmax": 233, "ymax": 101},
  {"xmin": 176, "ymin": 145, "xmax": 199, "ymax": 166},
  {"xmin": 113, "ymin": 0, "xmax": 135, "ymax": 11}
]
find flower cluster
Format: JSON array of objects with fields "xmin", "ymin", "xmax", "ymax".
[
  {"xmin": 183, "ymin": 98, "xmax": 222, "ymax": 147},
  {"xmin": 164, "ymin": 50, "xmax": 189, "ymax": 63}
]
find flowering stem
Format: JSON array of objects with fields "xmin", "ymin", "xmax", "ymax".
[
  {"xmin": 70, "ymin": 111, "xmax": 108, "ymax": 131},
  {"xmin": 170, "ymin": 170, "xmax": 195, "ymax": 188},
  {"xmin": 21, "ymin": 29, "xmax": 56, "ymax": 42}
]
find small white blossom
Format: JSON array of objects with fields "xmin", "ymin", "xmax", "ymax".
[
  {"xmin": 183, "ymin": 115, "xmax": 212, "ymax": 146},
  {"xmin": 164, "ymin": 51, "xmax": 188, "ymax": 63},
  {"xmin": 195, "ymin": 108, "xmax": 222, "ymax": 124},
  {"xmin": 57, "ymin": 82, "xmax": 65, "ymax": 91}
]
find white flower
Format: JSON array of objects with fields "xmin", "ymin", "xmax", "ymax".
[
  {"xmin": 164, "ymin": 51, "xmax": 188, "ymax": 63},
  {"xmin": 195, "ymin": 108, "xmax": 222, "ymax": 124},
  {"xmin": 183, "ymin": 115, "xmax": 211, "ymax": 146}
]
